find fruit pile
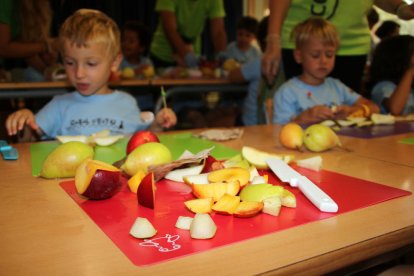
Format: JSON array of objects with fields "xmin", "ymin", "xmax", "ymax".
[{"xmin": 38, "ymin": 129, "xmax": 327, "ymax": 240}]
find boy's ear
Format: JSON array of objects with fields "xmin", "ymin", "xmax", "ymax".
[
  {"xmin": 293, "ymin": 49, "xmax": 302, "ymax": 64},
  {"xmin": 111, "ymin": 53, "xmax": 123, "ymax": 72}
]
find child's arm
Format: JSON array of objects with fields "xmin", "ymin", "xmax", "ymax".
[
  {"xmin": 384, "ymin": 66, "xmax": 414, "ymax": 115},
  {"xmin": 5, "ymin": 109, "xmax": 43, "ymax": 137},
  {"xmin": 292, "ymin": 105, "xmax": 335, "ymax": 124},
  {"xmin": 150, "ymin": 108, "xmax": 177, "ymax": 132}
]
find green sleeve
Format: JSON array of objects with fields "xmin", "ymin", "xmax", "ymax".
[{"xmin": 207, "ymin": 0, "xmax": 226, "ymax": 19}]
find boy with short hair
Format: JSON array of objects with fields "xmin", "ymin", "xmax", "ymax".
[
  {"xmin": 224, "ymin": 16, "xmax": 261, "ymax": 64},
  {"xmin": 272, "ymin": 17, "xmax": 379, "ymax": 125},
  {"xmin": 6, "ymin": 9, "xmax": 176, "ymax": 139}
]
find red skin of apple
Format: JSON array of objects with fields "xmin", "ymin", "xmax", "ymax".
[
  {"xmin": 201, "ymin": 155, "xmax": 224, "ymax": 173},
  {"xmin": 126, "ymin": 130, "xmax": 160, "ymax": 155},
  {"xmin": 82, "ymin": 170, "xmax": 122, "ymax": 200},
  {"xmin": 137, "ymin": 172, "xmax": 156, "ymax": 209}
]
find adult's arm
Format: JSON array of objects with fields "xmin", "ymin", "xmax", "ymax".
[
  {"xmin": 261, "ymin": 0, "xmax": 292, "ymax": 83},
  {"xmin": 374, "ymin": 0, "xmax": 414, "ymax": 20},
  {"xmin": 209, "ymin": 17, "xmax": 227, "ymax": 53},
  {"xmin": 159, "ymin": 10, "xmax": 193, "ymax": 60},
  {"xmin": 0, "ymin": 23, "xmax": 47, "ymax": 59}
]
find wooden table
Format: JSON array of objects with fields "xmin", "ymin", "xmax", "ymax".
[
  {"xmin": 1, "ymin": 125, "xmax": 413, "ymax": 275},
  {"xmin": 0, "ymin": 78, "xmax": 239, "ymax": 99}
]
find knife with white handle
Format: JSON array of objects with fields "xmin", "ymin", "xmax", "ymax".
[{"xmin": 266, "ymin": 158, "xmax": 338, "ymax": 213}]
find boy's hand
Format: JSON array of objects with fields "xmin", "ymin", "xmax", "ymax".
[
  {"xmin": 155, "ymin": 108, "xmax": 177, "ymax": 129},
  {"xmin": 6, "ymin": 109, "xmax": 39, "ymax": 136},
  {"xmin": 333, "ymin": 105, "xmax": 359, "ymax": 119},
  {"xmin": 295, "ymin": 105, "xmax": 334, "ymax": 124}
]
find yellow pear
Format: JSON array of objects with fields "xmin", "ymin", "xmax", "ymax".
[
  {"xmin": 279, "ymin": 123, "xmax": 304, "ymax": 150},
  {"xmin": 303, "ymin": 124, "xmax": 341, "ymax": 152},
  {"xmin": 40, "ymin": 141, "xmax": 94, "ymax": 178}
]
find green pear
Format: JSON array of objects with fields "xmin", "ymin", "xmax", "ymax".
[
  {"xmin": 40, "ymin": 141, "xmax": 94, "ymax": 179},
  {"xmin": 303, "ymin": 124, "xmax": 341, "ymax": 152},
  {"xmin": 121, "ymin": 142, "xmax": 172, "ymax": 176}
]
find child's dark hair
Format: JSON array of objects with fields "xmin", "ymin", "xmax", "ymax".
[
  {"xmin": 237, "ymin": 16, "xmax": 259, "ymax": 35},
  {"xmin": 375, "ymin": 20, "xmax": 400, "ymax": 40},
  {"xmin": 256, "ymin": 16, "xmax": 269, "ymax": 51},
  {"xmin": 122, "ymin": 20, "xmax": 152, "ymax": 55},
  {"xmin": 368, "ymin": 35, "xmax": 414, "ymax": 89}
]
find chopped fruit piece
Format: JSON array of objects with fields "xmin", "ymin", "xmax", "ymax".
[
  {"xmin": 239, "ymin": 184, "xmax": 284, "ymax": 202},
  {"xmin": 241, "ymin": 146, "xmax": 294, "ymax": 169},
  {"xmin": 233, "ymin": 201, "xmax": 263, "ymax": 218},
  {"xmin": 129, "ymin": 217, "xmax": 157, "ymax": 239},
  {"xmin": 175, "ymin": 216, "xmax": 193, "ymax": 230},
  {"xmin": 192, "ymin": 181, "xmax": 240, "ymax": 202},
  {"xmin": 207, "ymin": 167, "xmax": 250, "ymax": 187},
  {"xmin": 212, "ymin": 194, "xmax": 240, "ymax": 215},
  {"xmin": 75, "ymin": 159, "xmax": 122, "ymax": 199},
  {"xmin": 250, "ymin": 175, "xmax": 266, "ymax": 185},
  {"xmin": 127, "ymin": 169, "xmax": 146, "ymax": 193},
  {"xmin": 164, "ymin": 164, "xmax": 204, "ymax": 182},
  {"xmin": 295, "ymin": 156, "xmax": 323, "ymax": 172},
  {"xmin": 202, "ymin": 155, "xmax": 224, "ymax": 173},
  {"xmin": 281, "ymin": 189, "xmax": 296, "ymax": 208},
  {"xmin": 137, "ymin": 172, "xmax": 156, "ymax": 209},
  {"xmin": 184, "ymin": 198, "xmax": 214, "ymax": 214},
  {"xmin": 190, "ymin": 213, "xmax": 217, "ymax": 239},
  {"xmin": 263, "ymin": 196, "xmax": 282, "ymax": 216},
  {"xmin": 183, "ymin": 173, "xmax": 210, "ymax": 185}
]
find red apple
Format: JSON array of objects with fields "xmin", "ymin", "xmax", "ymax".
[
  {"xmin": 126, "ymin": 130, "xmax": 160, "ymax": 155},
  {"xmin": 137, "ymin": 172, "xmax": 156, "ymax": 209},
  {"xmin": 75, "ymin": 159, "xmax": 123, "ymax": 200}
]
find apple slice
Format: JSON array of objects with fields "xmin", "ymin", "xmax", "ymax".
[
  {"xmin": 57, "ymin": 135, "xmax": 90, "ymax": 144},
  {"xmin": 137, "ymin": 172, "xmax": 156, "ymax": 209},
  {"xmin": 251, "ymin": 175, "xmax": 266, "ymax": 185},
  {"xmin": 192, "ymin": 181, "xmax": 240, "ymax": 202},
  {"xmin": 129, "ymin": 217, "xmax": 157, "ymax": 239},
  {"xmin": 212, "ymin": 194, "xmax": 240, "ymax": 215},
  {"xmin": 207, "ymin": 167, "xmax": 250, "ymax": 187},
  {"xmin": 262, "ymin": 196, "xmax": 282, "ymax": 216},
  {"xmin": 371, "ymin": 113, "xmax": 395, "ymax": 125},
  {"xmin": 175, "ymin": 216, "xmax": 193, "ymax": 230},
  {"xmin": 93, "ymin": 135, "xmax": 124, "ymax": 146},
  {"xmin": 249, "ymin": 165, "xmax": 260, "ymax": 182},
  {"xmin": 222, "ymin": 154, "xmax": 250, "ymax": 169},
  {"xmin": 241, "ymin": 146, "xmax": 294, "ymax": 169},
  {"xmin": 164, "ymin": 164, "xmax": 204, "ymax": 182},
  {"xmin": 184, "ymin": 198, "xmax": 214, "ymax": 214},
  {"xmin": 239, "ymin": 184, "xmax": 284, "ymax": 202},
  {"xmin": 183, "ymin": 173, "xmax": 210, "ymax": 185},
  {"xmin": 127, "ymin": 169, "xmax": 146, "ymax": 193},
  {"xmin": 233, "ymin": 201, "xmax": 264, "ymax": 218},
  {"xmin": 281, "ymin": 189, "xmax": 296, "ymax": 208},
  {"xmin": 295, "ymin": 156, "xmax": 323, "ymax": 172},
  {"xmin": 75, "ymin": 159, "xmax": 122, "ymax": 199},
  {"xmin": 190, "ymin": 213, "xmax": 217, "ymax": 239}
]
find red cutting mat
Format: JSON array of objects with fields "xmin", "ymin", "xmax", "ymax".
[{"xmin": 60, "ymin": 167, "xmax": 411, "ymax": 266}]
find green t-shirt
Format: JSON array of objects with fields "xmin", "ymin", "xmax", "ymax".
[
  {"xmin": 282, "ymin": 0, "xmax": 374, "ymax": 55},
  {"xmin": 150, "ymin": 0, "xmax": 225, "ymax": 63}
]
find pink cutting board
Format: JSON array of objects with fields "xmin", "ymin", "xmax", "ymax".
[{"xmin": 60, "ymin": 166, "xmax": 411, "ymax": 266}]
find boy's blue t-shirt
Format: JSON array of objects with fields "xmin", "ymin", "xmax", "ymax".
[
  {"xmin": 36, "ymin": 90, "xmax": 152, "ymax": 138},
  {"xmin": 225, "ymin": 41, "xmax": 261, "ymax": 64},
  {"xmin": 273, "ymin": 77, "xmax": 360, "ymax": 124},
  {"xmin": 371, "ymin": 80, "xmax": 414, "ymax": 115},
  {"xmin": 240, "ymin": 57, "xmax": 261, "ymax": 125}
]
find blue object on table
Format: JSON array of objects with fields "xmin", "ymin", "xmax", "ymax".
[{"xmin": 0, "ymin": 140, "xmax": 18, "ymax": 160}]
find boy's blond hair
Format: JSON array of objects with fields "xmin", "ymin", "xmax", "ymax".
[
  {"xmin": 291, "ymin": 17, "xmax": 339, "ymax": 49},
  {"xmin": 59, "ymin": 9, "xmax": 121, "ymax": 59}
]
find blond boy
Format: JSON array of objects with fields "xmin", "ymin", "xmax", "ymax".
[{"xmin": 6, "ymin": 9, "xmax": 176, "ymax": 138}]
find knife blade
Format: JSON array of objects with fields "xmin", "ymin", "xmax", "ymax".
[{"xmin": 266, "ymin": 158, "xmax": 338, "ymax": 213}]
